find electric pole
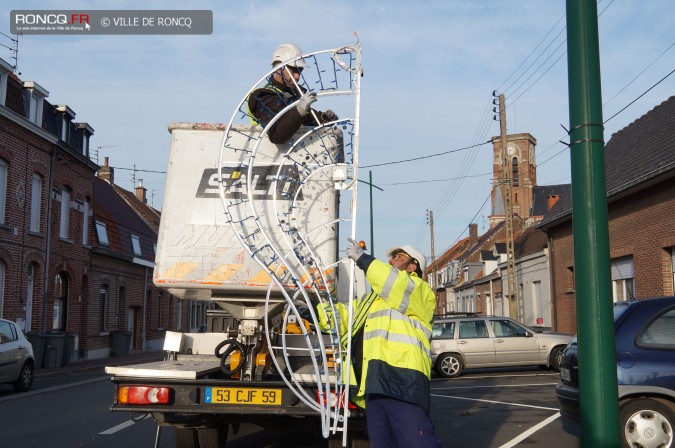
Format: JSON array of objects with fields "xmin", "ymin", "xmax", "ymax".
[{"xmin": 498, "ymin": 93, "xmax": 518, "ymax": 318}]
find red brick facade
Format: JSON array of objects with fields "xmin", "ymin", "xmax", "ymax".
[
  {"xmin": 0, "ymin": 60, "xmax": 189, "ymax": 363},
  {"xmin": 545, "ymin": 181, "xmax": 675, "ymax": 334}
]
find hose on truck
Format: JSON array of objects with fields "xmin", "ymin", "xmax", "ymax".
[{"xmin": 214, "ymin": 339, "xmax": 247, "ymax": 376}]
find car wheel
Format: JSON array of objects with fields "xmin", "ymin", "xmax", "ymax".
[
  {"xmin": 436, "ymin": 353, "xmax": 463, "ymax": 378},
  {"xmin": 620, "ymin": 398, "xmax": 674, "ymax": 448},
  {"xmin": 12, "ymin": 361, "xmax": 34, "ymax": 392},
  {"xmin": 549, "ymin": 346, "xmax": 564, "ymax": 372}
]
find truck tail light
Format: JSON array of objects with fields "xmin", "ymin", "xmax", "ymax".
[
  {"xmin": 315, "ymin": 390, "xmax": 357, "ymax": 410},
  {"xmin": 118, "ymin": 386, "xmax": 171, "ymax": 405}
]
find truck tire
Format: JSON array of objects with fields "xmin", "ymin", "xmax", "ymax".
[
  {"xmin": 350, "ymin": 431, "xmax": 370, "ymax": 448},
  {"xmin": 176, "ymin": 426, "xmax": 228, "ymax": 448}
]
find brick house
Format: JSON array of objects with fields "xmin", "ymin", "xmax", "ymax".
[
  {"xmin": 539, "ymin": 96, "xmax": 675, "ymax": 334},
  {"xmin": 0, "ymin": 57, "xmax": 190, "ymax": 363},
  {"xmin": 428, "ymin": 133, "xmax": 568, "ymax": 319},
  {"xmin": 0, "ymin": 58, "xmax": 95, "ymax": 359}
]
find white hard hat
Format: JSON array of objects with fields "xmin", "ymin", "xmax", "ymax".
[
  {"xmin": 271, "ymin": 43, "xmax": 308, "ymax": 69},
  {"xmin": 387, "ymin": 245, "xmax": 427, "ymax": 274}
]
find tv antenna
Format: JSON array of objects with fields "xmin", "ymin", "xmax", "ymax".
[
  {"xmin": 92, "ymin": 145, "xmax": 117, "ymax": 165},
  {"xmin": 0, "ymin": 32, "xmax": 20, "ymax": 74}
]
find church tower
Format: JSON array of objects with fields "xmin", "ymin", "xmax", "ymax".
[{"xmin": 488, "ymin": 133, "xmax": 537, "ymax": 228}]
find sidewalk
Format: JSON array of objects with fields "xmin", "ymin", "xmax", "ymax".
[{"xmin": 35, "ymin": 350, "xmax": 165, "ymax": 378}]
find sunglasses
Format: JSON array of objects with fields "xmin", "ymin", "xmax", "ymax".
[
  {"xmin": 389, "ymin": 251, "xmax": 411, "ymax": 261},
  {"xmin": 285, "ymin": 65, "xmax": 303, "ymax": 74}
]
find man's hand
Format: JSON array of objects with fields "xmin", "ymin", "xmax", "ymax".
[
  {"xmin": 321, "ymin": 109, "xmax": 338, "ymax": 122},
  {"xmin": 346, "ymin": 238, "xmax": 365, "ymax": 261},
  {"xmin": 296, "ymin": 91, "xmax": 317, "ymax": 116}
]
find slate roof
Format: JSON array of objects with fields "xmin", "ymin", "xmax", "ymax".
[
  {"xmin": 531, "ymin": 184, "xmax": 571, "ymax": 217},
  {"xmin": 514, "ymin": 226, "xmax": 548, "ymax": 258},
  {"xmin": 539, "ymin": 96, "xmax": 675, "ymax": 227},
  {"xmin": 458, "ymin": 221, "xmax": 505, "ymax": 263},
  {"xmin": 92, "ymin": 177, "xmax": 157, "ymax": 263},
  {"xmin": 112, "ymin": 185, "xmax": 161, "ymax": 232}
]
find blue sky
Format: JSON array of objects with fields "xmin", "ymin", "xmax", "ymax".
[{"xmin": 3, "ymin": 0, "xmax": 673, "ymax": 262}]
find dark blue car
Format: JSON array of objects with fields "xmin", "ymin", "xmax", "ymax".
[{"xmin": 556, "ymin": 296, "xmax": 675, "ymax": 448}]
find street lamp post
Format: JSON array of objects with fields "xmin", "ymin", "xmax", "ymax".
[{"xmin": 357, "ymin": 171, "xmax": 383, "ymax": 254}]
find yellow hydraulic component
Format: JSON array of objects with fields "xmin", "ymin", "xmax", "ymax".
[
  {"xmin": 230, "ymin": 351, "xmax": 241, "ymax": 379},
  {"xmin": 286, "ymin": 316, "xmax": 311, "ymax": 334}
]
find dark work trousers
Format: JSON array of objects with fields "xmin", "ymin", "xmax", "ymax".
[{"xmin": 365, "ymin": 394, "xmax": 443, "ymax": 448}]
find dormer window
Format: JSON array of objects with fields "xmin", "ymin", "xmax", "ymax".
[
  {"xmin": 55, "ymin": 105, "xmax": 75, "ymax": 142},
  {"xmin": 76, "ymin": 122, "xmax": 94, "ymax": 158},
  {"xmin": 22, "ymin": 81, "xmax": 49, "ymax": 126}
]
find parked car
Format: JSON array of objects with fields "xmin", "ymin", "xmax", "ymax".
[
  {"xmin": 430, "ymin": 314, "xmax": 573, "ymax": 378},
  {"xmin": 0, "ymin": 318, "xmax": 35, "ymax": 392},
  {"xmin": 556, "ymin": 296, "xmax": 675, "ymax": 448}
]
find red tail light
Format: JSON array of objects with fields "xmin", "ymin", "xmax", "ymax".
[
  {"xmin": 315, "ymin": 390, "xmax": 357, "ymax": 410},
  {"xmin": 118, "ymin": 386, "xmax": 171, "ymax": 405}
]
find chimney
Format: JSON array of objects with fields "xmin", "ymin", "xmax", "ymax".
[
  {"xmin": 98, "ymin": 156, "xmax": 114, "ymax": 184},
  {"xmin": 469, "ymin": 223, "xmax": 478, "ymax": 244},
  {"xmin": 547, "ymin": 195, "xmax": 560, "ymax": 210},
  {"xmin": 135, "ymin": 180, "xmax": 147, "ymax": 204}
]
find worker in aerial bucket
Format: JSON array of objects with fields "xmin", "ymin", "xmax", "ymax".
[
  {"xmin": 247, "ymin": 43, "xmax": 338, "ymax": 144},
  {"xmin": 319, "ymin": 240, "xmax": 443, "ymax": 448}
]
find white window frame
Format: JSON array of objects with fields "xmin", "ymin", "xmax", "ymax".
[
  {"xmin": 95, "ymin": 220, "xmax": 109, "ymax": 246},
  {"xmin": 131, "ymin": 234, "xmax": 142, "ymax": 256},
  {"xmin": 0, "ymin": 159, "xmax": 7, "ymax": 224},
  {"xmin": 82, "ymin": 199, "xmax": 90, "ymax": 245},
  {"xmin": 59, "ymin": 187, "xmax": 71, "ymax": 239},
  {"xmin": 29, "ymin": 94, "xmax": 39, "ymax": 124},
  {"xmin": 611, "ymin": 257, "xmax": 635, "ymax": 302},
  {"xmin": 0, "ymin": 262, "xmax": 5, "ymax": 317},
  {"xmin": 30, "ymin": 173, "xmax": 42, "ymax": 232}
]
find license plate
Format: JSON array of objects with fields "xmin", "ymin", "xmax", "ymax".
[
  {"xmin": 205, "ymin": 387, "xmax": 282, "ymax": 405},
  {"xmin": 560, "ymin": 368, "xmax": 571, "ymax": 382}
]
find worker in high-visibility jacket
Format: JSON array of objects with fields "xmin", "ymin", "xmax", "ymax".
[
  {"xmin": 319, "ymin": 238, "xmax": 442, "ymax": 448},
  {"xmin": 247, "ymin": 43, "xmax": 337, "ymax": 144}
]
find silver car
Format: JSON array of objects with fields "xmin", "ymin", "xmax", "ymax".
[
  {"xmin": 0, "ymin": 319, "xmax": 35, "ymax": 392},
  {"xmin": 431, "ymin": 314, "xmax": 573, "ymax": 378}
]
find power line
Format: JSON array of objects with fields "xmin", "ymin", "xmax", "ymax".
[
  {"xmin": 359, "ymin": 140, "xmax": 490, "ymax": 169},
  {"xmin": 111, "ymin": 166, "xmax": 167, "ymax": 174},
  {"xmin": 603, "ymin": 41, "xmax": 675, "ymax": 108},
  {"xmin": 604, "ymin": 67, "xmax": 675, "ymax": 124},
  {"xmin": 383, "ymin": 172, "xmax": 491, "ymax": 186}
]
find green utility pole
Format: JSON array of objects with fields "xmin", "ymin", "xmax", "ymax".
[
  {"xmin": 566, "ymin": 1, "xmax": 620, "ymax": 446},
  {"xmin": 357, "ymin": 172, "xmax": 383, "ymax": 254}
]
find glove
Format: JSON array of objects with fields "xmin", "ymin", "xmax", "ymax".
[
  {"xmin": 321, "ymin": 109, "xmax": 338, "ymax": 123},
  {"xmin": 296, "ymin": 91, "xmax": 317, "ymax": 116},
  {"xmin": 346, "ymin": 238, "xmax": 365, "ymax": 261}
]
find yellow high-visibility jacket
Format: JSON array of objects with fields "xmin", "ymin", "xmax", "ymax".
[{"xmin": 318, "ymin": 255, "xmax": 436, "ymax": 410}]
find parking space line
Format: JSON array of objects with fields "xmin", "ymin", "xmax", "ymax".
[
  {"xmin": 432, "ymin": 382, "xmax": 558, "ymax": 391},
  {"xmin": 100, "ymin": 419, "xmax": 136, "ymax": 435},
  {"xmin": 99, "ymin": 414, "xmax": 150, "ymax": 435},
  {"xmin": 497, "ymin": 412, "xmax": 561, "ymax": 448},
  {"xmin": 430, "ymin": 393, "xmax": 559, "ymax": 411},
  {"xmin": 432, "ymin": 372, "xmax": 559, "ymax": 382}
]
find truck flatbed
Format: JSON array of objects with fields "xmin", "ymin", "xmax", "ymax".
[{"xmin": 105, "ymin": 355, "xmax": 221, "ymax": 379}]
